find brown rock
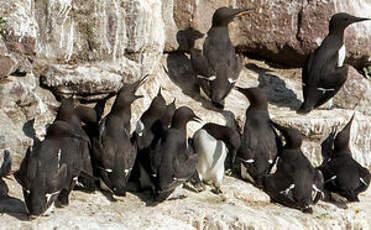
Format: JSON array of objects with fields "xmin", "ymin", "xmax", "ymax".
[
  {"xmin": 0, "ymin": 74, "xmax": 56, "ymax": 163},
  {"xmin": 0, "ymin": 56, "xmax": 15, "ymax": 79},
  {"xmin": 333, "ymin": 66, "xmax": 371, "ymax": 116}
]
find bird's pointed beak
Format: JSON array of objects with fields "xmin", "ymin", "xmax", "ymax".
[
  {"xmin": 138, "ymin": 75, "xmax": 148, "ymax": 87},
  {"xmin": 135, "ymin": 95, "xmax": 144, "ymax": 100},
  {"xmin": 192, "ymin": 115, "xmax": 202, "ymax": 123},
  {"xmin": 234, "ymin": 8, "xmax": 254, "ymax": 17},
  {"xmin": 353, "ymin": 17, "xmax": 371, "ymax": 23}
]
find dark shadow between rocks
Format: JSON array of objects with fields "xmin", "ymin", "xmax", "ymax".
[
  {"xmin": 0, "ymin": 195, "xmax": 29, "ymax": 221},
  {"xmin": 245, "ymin": 63, "xmax": 301, "ymax": 110}
]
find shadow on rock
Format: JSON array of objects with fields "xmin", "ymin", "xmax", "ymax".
[
  {"xmin": 245, "ymin": 63, "xmax": 301, "ymax": 110},
  {"xmin": 0, "ymin": 196, "xmax": 28, "ymax": 221},
  {"xmin": 22, "ymin": 119, "xmax": 41, "ymax": 149},
  {"xmin": 165, "ymin": 28, "xmax": 219, "ymax": 110}
]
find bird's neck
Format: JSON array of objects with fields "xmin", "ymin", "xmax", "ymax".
[
  {"xmin": 334, "ymin": 146, "xmax": 350, "ymax": 154},
  {"xmin": 208, "ymin": 26, "xmax": 230, "ymax": 37},
  {"xmin": 327, "ymin": 29, "xmax": 345, "ymax": 45},
  {"xmin": 247, "ymin": 104, "xmax": 268, "ymax": 113},
  {"xmin": 171, "ymin": 119, "xmax": 187, "ymax": 131},
  {"xmin": 108, "ymin": 106, "xmax": 131, "ymax": 129}
]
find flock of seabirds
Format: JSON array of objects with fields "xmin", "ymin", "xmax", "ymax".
[{"xmin": 0, "ymin": 7, "xmax": 370, "ymax": 219}]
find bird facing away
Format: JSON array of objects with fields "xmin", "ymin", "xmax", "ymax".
[
  {"xmin": 92, "ymin": 76, "xmax": 146, "ymax": 197},
  {"xmin": 130, "ymin": 88, "xmax": 176, "ymax": 192},
  {"xmin": 318, "ymin": 114, "xmax": 370, "ymax": 205},
  {"xmin": 235, "ymin": 87, "xmax": 281, "ymax": 188},
  {"xmin": 191, "ymin": 7, "xmax": 253, "ymax": 108},
  {"xmin": 192, "ymin": 123, "xmax": 240, "ymax": 194},
  {"xmin": 134, "ymin": 87, "xmax": 167, "ymax": 152},
  {"xmin": 263, "ymin": 123, "xmax": 324, "ymax": 214},
  {"xmin": 298, "ymin": 13, "xmax": 371, "ymax": 114},
  {"xmin": 201, "ymin": 123, "xmax": 241, "ymax": 171},
  {"xmin": 150, "ymin": 106, "xmax": 201, "ymax": 202},
  {"xmin": 54, "ymin": 98, "xmax": 96, "ymax": 191}
]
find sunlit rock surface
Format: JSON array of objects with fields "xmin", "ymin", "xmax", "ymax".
[{"xmin": 1, "ymin": 175, "xmax": 370, "ymax": 229}]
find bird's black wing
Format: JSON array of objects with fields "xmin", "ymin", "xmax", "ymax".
[
  {"xmin": 302, "ymin": 52, "xmax": 315, "ymax": 86},
  {"xmin": 173, "ymin": 153, "xmax": 198, "ymax": 181},
  {"xmin": 149, "ymin": 136, "xmax": 165, "ymax": 178},
  {"xmin": 312, "ymin": 47, "xmax": 348, "ymax": 107},
  {"xmin": 239, "ymin": 123, "xmax": 259, "ymax": 160},
  {"xmin": 190, "ymin": 48, "xmax": 213, "ymax": 77},
  {"xmin": 315, "ymin": 65, "xmax": 348, "ymax": 108}
]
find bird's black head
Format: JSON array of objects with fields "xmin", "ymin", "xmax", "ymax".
[
  {"xmin": 148, "ymin": 87, "xmax": 167, "ymax": 115},
  {"xmin": 334, "ymin": 114, "xmax": 354, "ymax": 153},
  {"xmin": 329, "ymin": 13, "xmax": 370, "ymax": 33},
  {"xmin": 153, "ymin": 87, "xmax": 166, "ymax": 108},
  {"xmin": 160, "ymin": 98, "xmax": 177, "ymax": 126},
  {"xmin": 235, "ymin": 87, "xmax": 268, "ymax": 110},
  {"xmin": 212, "ymin": 7, "xmax": 253, "ymax": 27},
  {"xmin": 113, "ymin": 76, "xmax": 147, "ymax": 110},
  {"xmin": 171, "ymin": 106, "xmax": 202, "ymax": 129},
  {"xmin": 140, "ymin": 87, "xmax": 167, "ymax": 125},
  {"xmin": 167, "ymin": 99, "xmax": 177, "ymax": 118},
  {"xmin": 56, "ymin": 97, "xmax": 80, "ymax": 125},
  {"xmin": 272, "ymin": 122, "xmax": 302, "ymax": 149}
]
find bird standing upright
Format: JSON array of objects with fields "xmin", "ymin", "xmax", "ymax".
[
  {"xmin": 150, "ymin": 106, "xmax": 201, "ymax": 202},
  {"xmin": 191, "ymin": 7, "xmax": 253, "ymax": 109},
  {"xmin": 298, "ymin": 13, "xmax": 371, "ymax": 114},
  {"xmin": 263, "ymin": 123, "xmax": 324, "ymax": 214},
  {"xmin": 92, "ymin": 77, "xmax": 146, "ymax": 197},
  {"xmin": 318, "ymin": 114, "xmax": 370, "ymax": 205},
  {"xmin": 235, "ymin": 87, "xmax": 281, "ymax": 188}
]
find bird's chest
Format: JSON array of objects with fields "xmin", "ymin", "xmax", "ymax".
[{"xmin": 337, "ymin": 45, "xmax": 346, "ymax": 67}]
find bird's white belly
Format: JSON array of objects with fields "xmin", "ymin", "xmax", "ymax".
[
  {"xmin": 338, "ymin": 45, "xmax": 346, "ymax": 67},
  {"xmin": 193, "ymin": 130, "xmax": 227, "ymax": 181}
]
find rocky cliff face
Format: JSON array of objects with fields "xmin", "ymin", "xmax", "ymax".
[
  {"xmin": 163, "ymin": 0, "xmax": 371, "ymax": 68},
  {"xmin": 0, "ymin": 0, "xmax": 370, "ymax": 229}
]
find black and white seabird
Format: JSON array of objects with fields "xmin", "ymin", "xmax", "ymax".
[
  {"xmin": 263, "ymin": 123, "xmax": 324, "ymax": 214},
  {"xmin": 298, "ymin": 13, "xmax": 371, "ymax": 114},
  {"xmin": 191, "ymin": 7, "xmax": 253, "ymax": 108},
  {"xmin": 192, "ymin": 123, "xmax": 240, "ymax": 194},
  {"xmin": 150, "ymin": 106, "xmax": 201, "ymax": 202},
  {"xmin": 235, "ymin": 87, "xmax": 281, "ymax": 188},
  {"xmin": 318, "ymin": 114, "xmax": 370, "ymax": 205},
  {"xmin": 92, "ymin": 77, "xmax": 146, "ymax": 197}
]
